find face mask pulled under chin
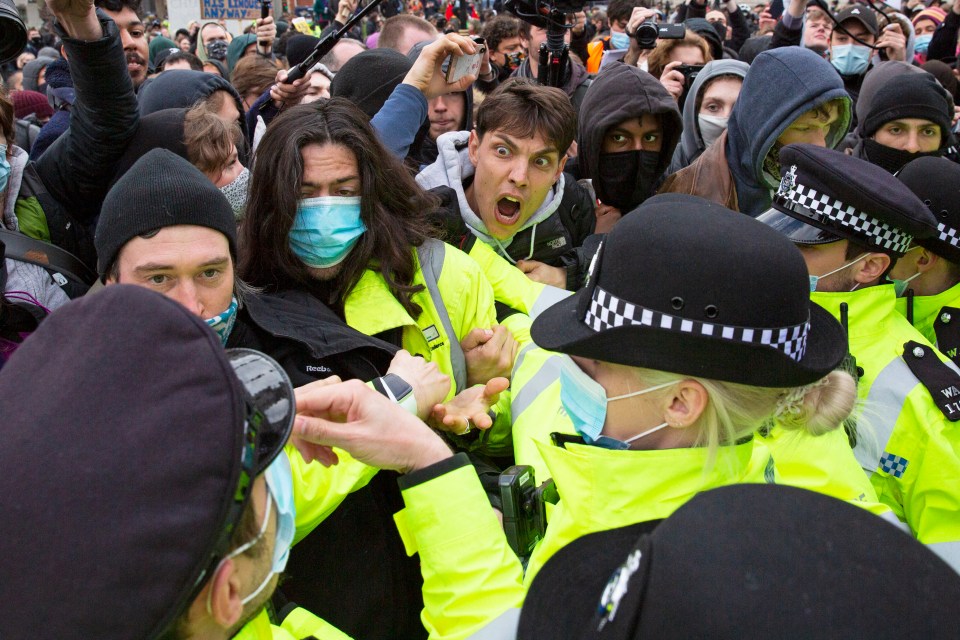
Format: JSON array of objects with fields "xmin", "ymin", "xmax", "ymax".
[
  {"xmin": 809, "ymin": 253, "xmax": 868, "ymax": 293},
  {"xmin": 596, "ymin": 150, "xmax": 660, "ymax": 212}
]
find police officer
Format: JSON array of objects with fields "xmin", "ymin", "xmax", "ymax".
[
  {"xmin": 760, "ymin": 144, "xmax": 960, "ymax": 569},
  {"xmin": 893, "ymin": 156, "xmax": 960, "ymax": 367},
  {"xmin": 511, "ymin": 193, "xmax": 859, "ymax": 584},
  {"xmin": 0, "ymin": 286, "xmax": 525, "ymax": 638}
]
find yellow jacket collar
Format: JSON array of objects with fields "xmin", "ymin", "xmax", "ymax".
[{"xmin": 812, "ymin": 284, "xmax": 897, "ymax": 341}]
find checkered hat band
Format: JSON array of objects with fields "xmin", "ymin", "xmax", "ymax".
[
  {"xmin": 584, "ymin": 286, "xmax": 810, "ymax": 362},
  {"xmin": 938, "ymin": 222, "xmax": 960, "ymax": 249},
  {"xmin": 776, "ymin": 183, "xmax": 913, "ymax": 254}
]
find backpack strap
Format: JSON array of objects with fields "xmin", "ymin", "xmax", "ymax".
[{"xmin": 0, "ymin": 228, "xmax": 96, "ymax": 292}]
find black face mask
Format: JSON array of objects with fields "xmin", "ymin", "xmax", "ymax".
[
  {"xmin": 206, "ymin": 39, "xmax": 229, "ymax": 61},
  {"xmin": 596, "ymin": 150, "xmax": 661, "ymax": 211},
  {"xmin": 863, "ymin": 138, "xmax": 943, "ymax": 174},
  {"xmin": 30, "ymin": 36, "xmax": 42, "ymax": 48}
]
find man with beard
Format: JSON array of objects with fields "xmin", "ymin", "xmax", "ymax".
[{"xmin": 95, "ymin": 0, "xmax": 149, "ymax": 90}]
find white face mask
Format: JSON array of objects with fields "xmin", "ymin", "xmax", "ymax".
[
  {"xmin": 809, "ymin": 253, "xmax": 867, "ymax": 293},
  {"xmin": 697, "ymin": 114, "xmax": 728, "ymax": 148}
]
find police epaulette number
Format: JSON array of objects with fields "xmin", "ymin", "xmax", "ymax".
[{"xmin": 902, "ymin": 340, "xmax": 960, "ymax": 421}]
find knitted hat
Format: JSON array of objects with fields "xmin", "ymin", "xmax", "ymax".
[
  {"xmin": 330, "ymin": 48, "xmax": 412, "ymax": 118},
  {"xmin": 285, "ymin": 34, "xmax": 320, "ymax": 68},
  {"xmin": 43, "ymin": 57, "xmax": 75, "ymax": 107},
  {"xmin": 913, "ymin": 6, "xmax": 946, "ymax": 28},
  {"xmin": 12, "ymin": 89, "xmax": 53, "ymax": 120},
  {"xmin": 860, "ymin": 72, "xmax": 953, "ymax": 142},
  {"xmin": 96, "ymin": 148, "xmax": 237, "ymax": 276},
  {"xmin": 149, "ymin": 35, "xmax": 178, "ymax": 66}
]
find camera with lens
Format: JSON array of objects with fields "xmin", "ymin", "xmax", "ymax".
[
  {"xmin": 504, "ymin": 0, "xmax": 585, "ymax": 30},
  {"xmin": 0, "ymin": 0, "xmax": 26, "ymax": 65},
  {"xmin": 634, "ymin": 20, "xmax": 686, "ymax": 49}
]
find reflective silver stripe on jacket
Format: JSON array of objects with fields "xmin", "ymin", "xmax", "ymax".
[
  {"xmin": 417, "ymin": 239, "xmax": 467, "ymax": 394},
  {"xmin": 529, "ymin": 284, "xmax": 573, "ymax": 320},
  {"xmin": 511, "ymin": 351, "xmax": 571, "ymax": 421},
  {"xmin": 853, "ymin": 356, "xmax": 918, "ymax": 475},
  {"xmin": 927, "ymin": 541, "xmax": 960, "ymax": 575},
  {"xmin": 466, "ymin": 607, "xmax": 521, "ymax": 640}
]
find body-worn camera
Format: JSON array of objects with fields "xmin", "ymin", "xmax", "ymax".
[
  {"xmin": 499, "ymin": 465, "xmax": 559, "ymax": 560},
  {"xmin": 635, "ymin": 21, "xmax": 686, "ymax": 49}
]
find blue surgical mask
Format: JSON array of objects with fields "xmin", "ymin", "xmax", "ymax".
[
  {"xmin": 207, "ymin": 453, "xmax": 297, "ymax": 612},
  {"xmin": 610, "ymin": 31, "xmax": 631, "ymax": 50},
  {"xmin": 263, "ymin": 452, "xmax": 296, "ymax": 575},
  {"xmin": 289, "ymin": 196, "xmax": 366, "ymax": 269},
  {"xmin": 559, "ymin": 358, "xmax": 676, "ymax": 450},
  {"xmin": 809, "ymin": 254, "xmax": 867, "ymax": 293},
  {"xmin": 0, "ymin": 144, "xmax": 10, "ymax": 193},
  {"xmin": 205, "ymin": 296, "xmax": 238, "ymax": 347},
  {"xmin": 914, "ymin": 33, "xmax": 933, "ymax": 55},
  {"xmin": 831, "ymin": 44, "xmax": 871, "ymax": 76},
  {"xmin": 888, "ymin": 246, "xmax": 923, "ymax": 296}
]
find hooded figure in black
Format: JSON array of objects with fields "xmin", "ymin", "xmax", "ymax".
[
  {"xmin": 136, "ymin": 69, "xmax": 249, "ymax": 163},
  {"xmin": 577, "ymin": 63, "xmax": 682, "ymax": 217},
  {"xmin": 845, "ymin": 63, "xmax": 954, "ymax": 174}
]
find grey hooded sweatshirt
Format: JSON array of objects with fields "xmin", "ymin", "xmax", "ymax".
[{"xmin": 666, "ymin": 60, "xmax": 749, "ymax": 176}]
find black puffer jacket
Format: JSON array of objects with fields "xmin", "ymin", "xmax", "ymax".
[{"xmin": 6, "ymin": 11, "xmax": 140, "ymax": 274}]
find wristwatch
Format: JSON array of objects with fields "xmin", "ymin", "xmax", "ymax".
[{"xmin": 372, "ymin": 373, "xmax": 418, "ymax": 415}]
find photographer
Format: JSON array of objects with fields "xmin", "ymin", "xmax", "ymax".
[
  {"xmin": 584, "ymin": 0, "xmax": 646, "ymax": 73},
  {"xmin": 512, "ymin": 18, "xmax": 593, "ymax": 113}
]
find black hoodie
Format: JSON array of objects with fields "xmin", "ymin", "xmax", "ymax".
[
  {"xmin": 577, "ymin": 63, "xmax": 682, "ymax": 205},
  {"xmin": 137, "ymin": 69, "xmax": 249, "ymax": 145}
]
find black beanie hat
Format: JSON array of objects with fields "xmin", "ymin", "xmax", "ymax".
[
  {"xmin": 96, "ymin": 148, "xmax": 237, "ymax": 277},
  {"xmin": 861, "ymin": 72, "xmax": 953, "ymax": 143},
  {"xmin": 286, "ymin": 34, "xmax": 321, "ymax": 69},
  {"xmin": 330, "ymin": 48, "xmax": 412, "ymax": 118},
  {"xmin": 899, "ymin": 155, "xmax": 960, "ymax": 264}
]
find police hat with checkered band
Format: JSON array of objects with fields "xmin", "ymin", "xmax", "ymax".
[
  {"xmin": 518, "ymin": 484, "xmax": 960, "ymax": 640},
  {"xmin": 758, "ymin": 144, "xmax": 937, "ymax": 256},
  {"xmin": 531, "ymin": 194, "xmax": 847, "ymax": 387},
  {"xmin": 897, "ymin": 156, "xmax": 960, "ymax": 265}
]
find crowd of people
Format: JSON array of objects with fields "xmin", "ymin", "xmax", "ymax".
[{"xmin": 3, "ymin": 0, "xmax": 960, "ymax": 636}]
